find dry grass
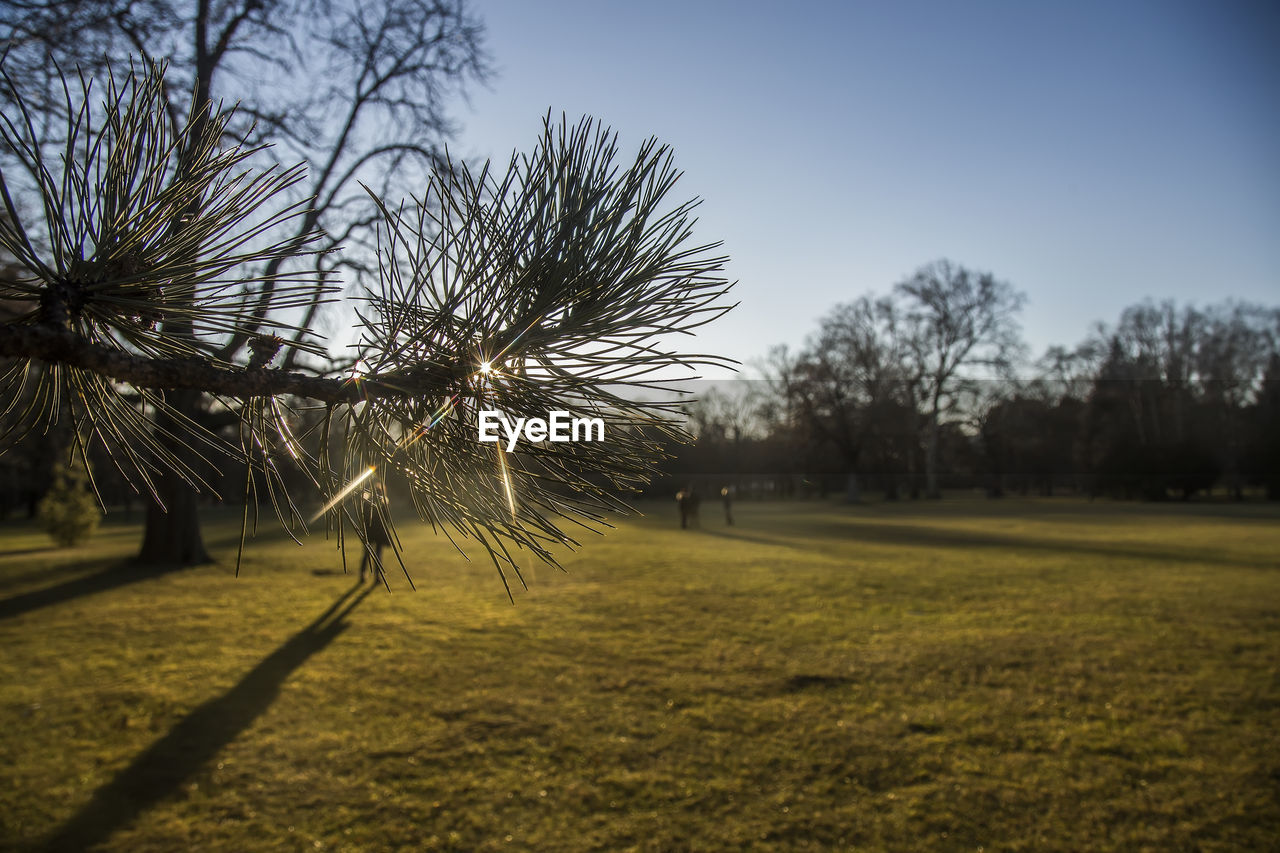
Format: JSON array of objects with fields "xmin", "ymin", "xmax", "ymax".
[{"xmin": 1, "ymin": 498, "xmax": 1277, "ymax": 851}]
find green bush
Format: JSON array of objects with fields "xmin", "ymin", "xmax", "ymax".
[{"xmin": 38, "ymin": 466, "xmax": 102, "ymax": 547}]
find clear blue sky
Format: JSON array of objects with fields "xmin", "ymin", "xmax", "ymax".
[{"xmin": 453, "ymin": 0, "xmax": 1279, "ymax": 377}]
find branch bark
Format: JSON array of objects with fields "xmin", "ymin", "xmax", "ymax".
[{"xmin": 0, "ymin": 323, "xmax": 454, "ymax": 403}]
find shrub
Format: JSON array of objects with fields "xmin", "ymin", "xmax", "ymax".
[{"xmin": 38, "ymin": 466, "xmax": 102, "ymax": 547}]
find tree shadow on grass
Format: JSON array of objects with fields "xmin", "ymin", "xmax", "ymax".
[
  {"xmin": 0, "ymin": 554, "xmax": 123, "ymax": 596},
  {"xmin": 0, "ymin": 546, "xmax": 61, "ymax": 558},
  {"xmin": 825, "ymin": 518, "xmax": 1278, "ymax": 569},
  {"xmin": 0, "ymin": 519, "xmax": 326, "ymax": 620},
  {"xmin": 701, "ymin": 519, "xmax": 1278, "ymax": 571},
  {"xmin": 0, "ymin": 560, "xmax": 174, "ymax": 622},
  {"xmin": 699, "ymin": 526, "xmax": 818, "ymax": 555},
  {"xmin": 39, "ymin": 581, "xmax": 374, "ymax": 852}
]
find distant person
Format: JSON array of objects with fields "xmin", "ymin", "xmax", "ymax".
[
  {"xmin": 720, "ymin": 485, "xmax": 734, "ymax": 526},
  {"xmin": 359, "ymin": 485, "xmax": 392, "ymax": 582},
  {"xmin": 676, "ymin": 486, "xmax": 701, "ymax": 529}
]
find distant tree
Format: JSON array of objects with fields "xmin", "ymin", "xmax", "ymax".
[
  {"xmin": 742, "ymin": 345, "xmax": 819, "ymax": 496},
  {"xmin": 1195, "ymin": 303, "xmax": 1277, "ymax": 498},
  {"xmin": 675, "ymin": 385, "xmax": 765, "ymax": 486},
  {"xmin": 977, "ymin": 393, "xmax": 1083, "ymax": 497},
  {"xmin": 756, "ymin": 289, "xmax": 1277, "ymax": 504},
  {"xmin": 38, "ymin": 463, "xmax": 102, "ymax": 547},
  {"xmin": 774, "ymin": 295, "xmax": 910, "ymax": 501},
  {"xmin": 895, "ymin": 260, "xmax": 1026, "ymax": 498},
  {"xmin": 1075, "ymin": 300, "xmax": 1278, "ymax": 500},
  {"xmin": 0, "ymin": 0, "xmax": 489, "ymax": 564},
  {"xmin": 1104, "ymin": 301, "xmax": 1203, "ymax": 447},
  {"xmin": 1252, "ymin": 354, "xmax": 1280, "ymax": 499},
  {"xmin": 0, "ymin": 64, "xmax": 735, "ymax": 587},
  {"xmin": 972, "ymin": 345, "xmax": 1098, "ymax": 497},
  {"xmin": 684, "ymin": 385, "xmax": 762, "ymax": 448},
  {"xmin": 1036, "ymin": 342, "xmax": 1104, "ymax": 404}
]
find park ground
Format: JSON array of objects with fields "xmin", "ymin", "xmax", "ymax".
[{"xmin": 0, "ymin": 497, "xmax": 1278, "ymax": 851}]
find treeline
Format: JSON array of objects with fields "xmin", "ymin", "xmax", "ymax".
[
  {"xmin": 658, "ymin": 261, "xmax": 1279, "ymax": 502},
  {"xmin": 4, "ymin": 259, "xmax": 1277, "ymax": 518}
]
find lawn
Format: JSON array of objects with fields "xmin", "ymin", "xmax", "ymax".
[{"xmin": 1, "ymin": 498, "xmax": 1278, "ymax": 851}]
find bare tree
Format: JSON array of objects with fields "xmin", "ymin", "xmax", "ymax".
[
  {"xmin": 683, "ymin": 385, "xmax": 763, "ymax": 446},
  {"xmin": 0, "ymin": 0, "xmax": 489, "ymax": 562},
  {"xmin": 0, "ymin": 64, "xmax": 735, "ymax": 589},
  {"xmin": 894, "ymin": 259, "xmax": 1025, "ymax": 498},
  {"xmin": 774, "ymin": 295, "xmax": 909, "ymax": 501},
  {"xmin": 1194, "ymin": 303, "xmax": 1275, "ymax": 498},
  {"xmin": 1079, "ymin": 300, "xmax": 1278, "ymax": 500}
]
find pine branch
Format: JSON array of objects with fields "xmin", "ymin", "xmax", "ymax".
[
  {"xmin": 0, "ymin": 323, "xmax": 433, "ymax": 403},
  {"xmin": 0, "ymin": 60, "xmax": 736, "ymax": 586}
]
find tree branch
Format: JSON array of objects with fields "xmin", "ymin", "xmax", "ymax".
[{"xmin": 0, "ymin": 323, "xmax": 457, "ymax": 403}]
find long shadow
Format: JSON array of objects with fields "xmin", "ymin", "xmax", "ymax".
[
  {"xmin": 701, "ymin": 518, "xmax": 1278, "ymax": 570},
  {"xmin": 0, "ymin": 517, "xmax": 322, "ymax": 621},
  {"xmin": 0, "ymin": 560, "xmax": 180, "ymax": 622},
  {"xmin": 0, "ymin": 546, "xmax": 61, "ymax": 558},
  {"xmin": 0, "ymin": 553, "xmax": 133, "ymax": 595},
  {"xmin": 39, "ymin": 582, "xmax": 373, "ymax": 853},
  {"xmin": 700, "ymin": 526, "xmax": 817, "ymax": 555},
  {"xmin": 827, "ymin": 518, "xmax": 1278, "ymax": 569}
]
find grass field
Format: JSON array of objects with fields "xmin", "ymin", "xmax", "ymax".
[{"xmin": 1, "ymin": 498, "xmax": 1278, "ymax": 851}]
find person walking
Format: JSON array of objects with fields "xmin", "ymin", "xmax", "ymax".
[
  {"xmin": 359, "ymin": 485, "xmax": 392, "ymax": 582},
  {"xmin": 677, "ymin": 486, "xmax": 701, "ymax": 529}
]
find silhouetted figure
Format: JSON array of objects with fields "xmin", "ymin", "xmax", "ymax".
[
  {"xmin": 359, "ymin": 486, "xmax": 391, "ymax": 582},
  {"xmin": 676, "ymin": 486, "xmax": 701, "ymax": 529},
  {"xmin": 720, "ymin": 485, "xmax": 734, "ymax": 526}
]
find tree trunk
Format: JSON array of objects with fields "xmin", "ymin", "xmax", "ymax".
[
  {"xmin": 907, "ymin": 441, "xmax": 920, "ymax": 499},
  {"xmin": 845, "ymin": 471, "xmax": 861, "ymax": 503},
  {"xmin": 136, "ymin": 67, "xmax": 215, "ymax": 567},
  {"xmin": 924, "ymin": 410, "xmax": 941, "ymax": 499},
  {"xmin": 136, "ymin": 389, "xmax": 212, "ymax": 565}
]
